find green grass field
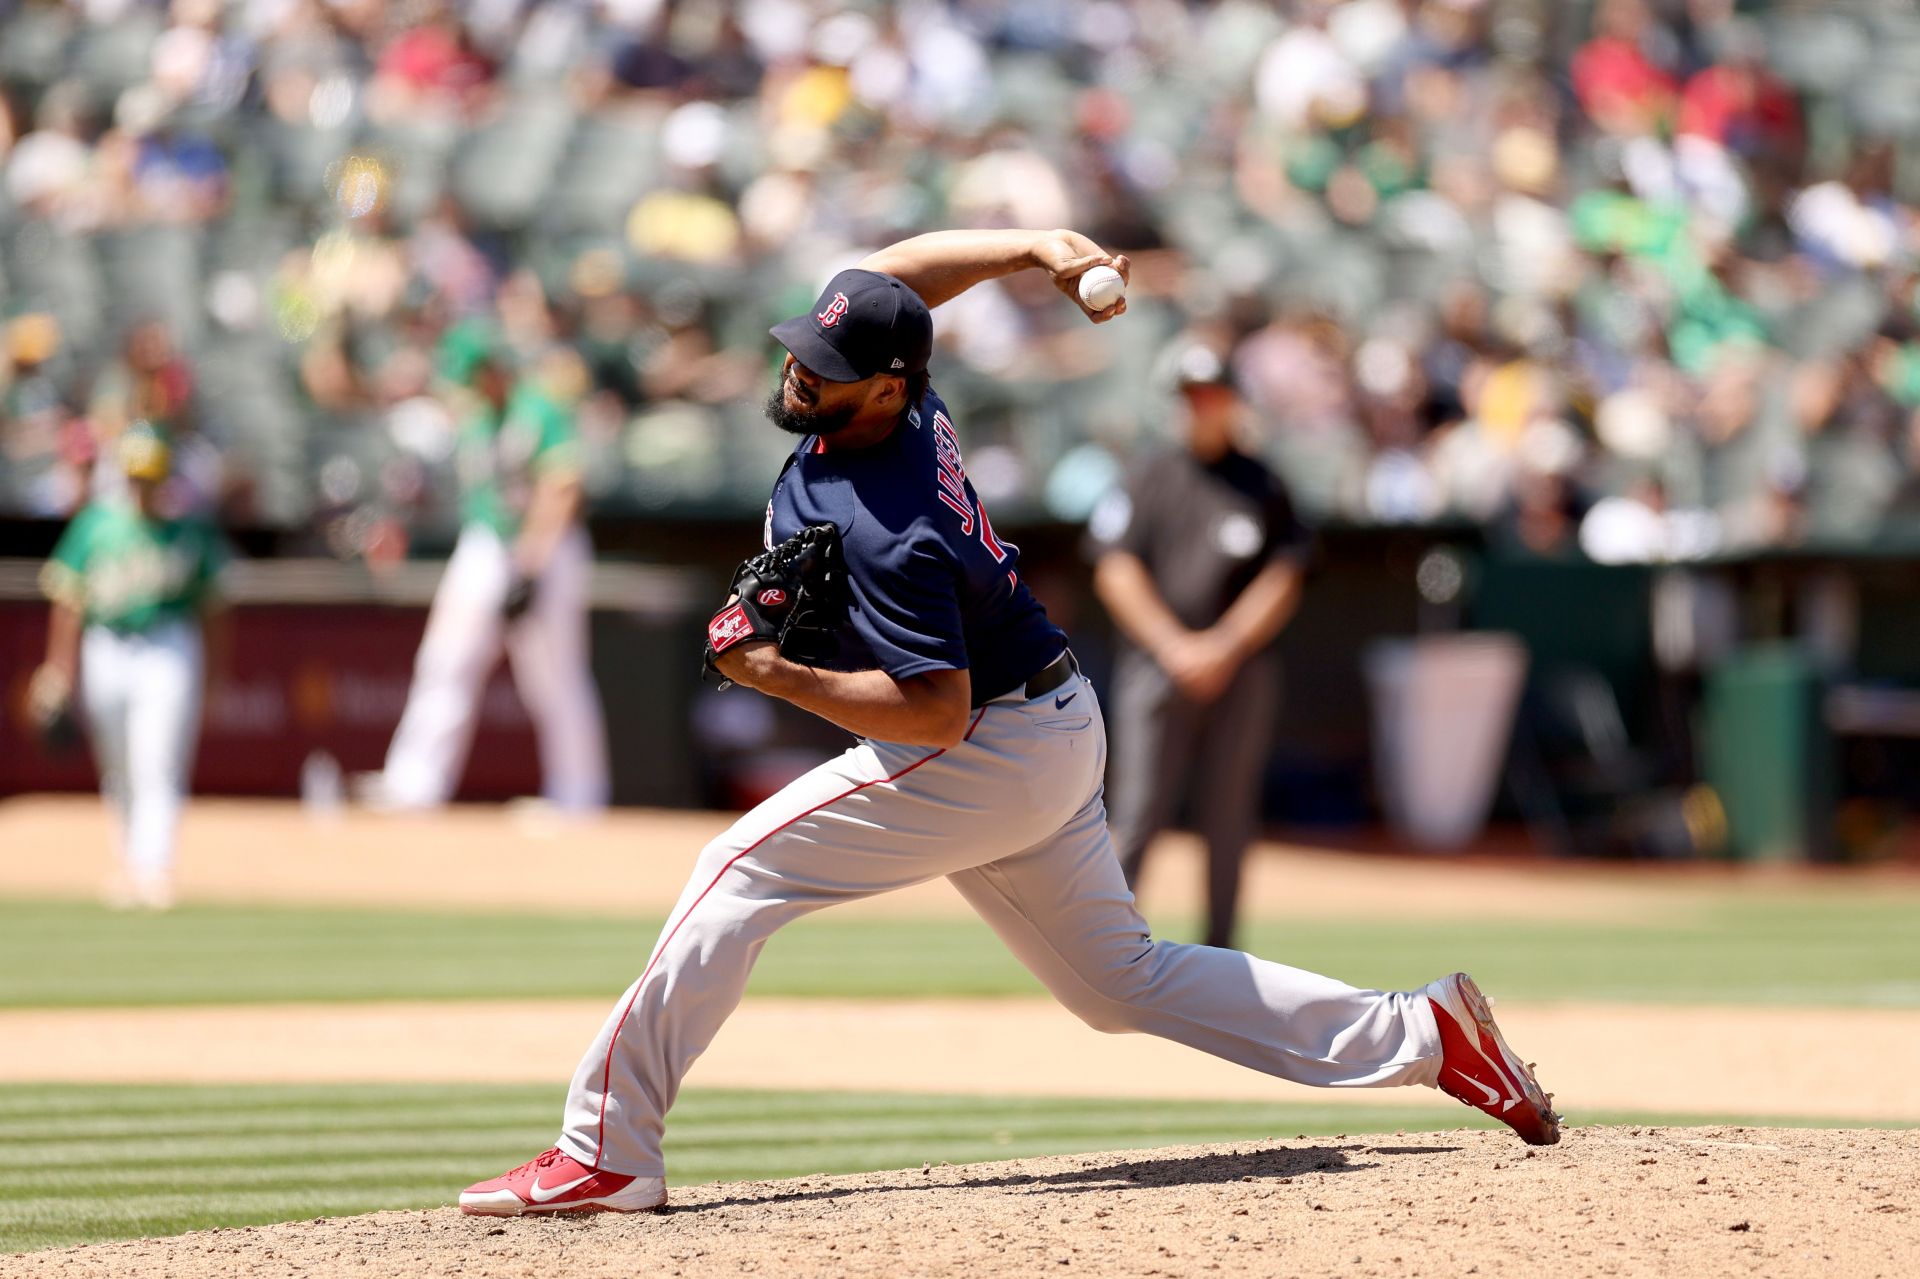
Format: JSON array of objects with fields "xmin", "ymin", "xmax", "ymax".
[
  {"xmin": 4, "ymin": 889, "xmax": 1915, "ymax": 1254},
  {"xmin": 4, "ymin": 1083, "xmax": 1907, "ymax": 1255},
  {"xmin": 1, "ymin": 898, "xmax": 1916, "ymax": 1009}
]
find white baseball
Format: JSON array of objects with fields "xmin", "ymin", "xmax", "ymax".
[{"xmin": 1077, "ymin": 265, "xmax": 1126, "ymax": 311}]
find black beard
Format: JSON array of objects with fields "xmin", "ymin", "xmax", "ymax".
[{"xmin": 763, "ymin": 383, "xmax": 858, "ymax": 438}]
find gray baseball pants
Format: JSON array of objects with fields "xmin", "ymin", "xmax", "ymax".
[{"xmin": 557, "ymin": 668, "xmax": 1442, "ymax": 1177}]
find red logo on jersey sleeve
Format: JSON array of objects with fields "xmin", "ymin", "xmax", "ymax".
[{"xmin": 817, "ymin": 292, "xmax": 850, "ymax": 328}]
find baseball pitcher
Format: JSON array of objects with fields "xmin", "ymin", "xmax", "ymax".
[{"xmin": 459, "ymin": 230, "xmax": 1560, "ymax": 1217}]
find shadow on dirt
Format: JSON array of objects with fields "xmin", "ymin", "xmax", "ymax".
[{"xmin": 676, "ymin": 1143, "xmax": 1463, "ymax": 1214}]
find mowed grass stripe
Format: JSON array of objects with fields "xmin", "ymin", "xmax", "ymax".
[
  {"xmin": 2, "ymin": 898, "xmax": 1917, "ymax": 1008},
  {"xmin": 0, "ymin": 1088, "xmax": 1240, "ymax": 1134},
  {"xmin": 0, "ymin": 1088, "xmax": 1442, "ymax": 1151},
  {"xmin": 3, "ymin": 1193, "xmax": 463, "ymax": 1251},
  {"xmin": 11, "ymin": 1107, "xmax": 1374, "ymax": 1177},
  {"xmin": 5, "ymin": 1111, "xmax": 1359, "ymax": 1197},
  {"xmin": 0, "ymin": 1083, "xmax": 1448, "ymax": 1145},
  {"xmin": 0, "ymin": 1098, "xmax": 556, "ymax": 1136},
  {"xmin": 0, "ymin": 1085, "xmax": 564, "ymax": 1124}
]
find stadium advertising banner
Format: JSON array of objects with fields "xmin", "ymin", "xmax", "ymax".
[{"xmin": 1, "ymin": 602, "xmax": 540, "ymax": 798}]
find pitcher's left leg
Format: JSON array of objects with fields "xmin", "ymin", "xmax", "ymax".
[{"xmin": 950, "ymin": 792, "xmax": 1441, "ymax": 1089}]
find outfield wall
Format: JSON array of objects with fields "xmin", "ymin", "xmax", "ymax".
[{"xmin": 7, "ymin": 521, "xmax": 1920, "ymax": 855}]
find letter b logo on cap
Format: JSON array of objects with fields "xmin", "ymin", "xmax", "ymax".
[{"xmin": 817, "ymin": 293, "xmax": 850, "ymax": 328}]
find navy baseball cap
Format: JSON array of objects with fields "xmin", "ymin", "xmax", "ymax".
[{"xmin": 770, "ymin": 269, "xmax": 933, "ymax": 383}]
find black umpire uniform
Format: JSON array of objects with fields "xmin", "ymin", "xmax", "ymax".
[{"xmin": 1088, "ymin": 346, "xmax": 1308, "ymax": 948}]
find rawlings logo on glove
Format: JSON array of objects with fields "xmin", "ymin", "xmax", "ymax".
[
  {"xmin": 702, "ymin": 523, "xmax": 848, "ymax": 688},
  {"xmin": 707, "ymin": 604, "xmax": 757, "ymax": 652}
]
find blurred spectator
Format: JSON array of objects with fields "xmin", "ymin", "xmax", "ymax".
[
  {"xmin": 1677, "ymin": 21, "xmax": 1802, "ymax": 168},
  {"xmin": 90, "ymin": 319, "xmax": 194, "ymax": 438},
  {"xmin": 1572, "ymin": 0, "xmax": 1678, "ymax": 137},
  {"xmin": 1, "ymin": 313, "xmax": 89, "ymax": 516},
  {"xmin": 1, "ymin": 0, "xmax": 1919, "ymax": 564}
]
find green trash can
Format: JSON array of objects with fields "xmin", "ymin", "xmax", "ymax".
[{"xmin": 1699, "ymin": 644, "xmax": 1832, "ymax": 863}]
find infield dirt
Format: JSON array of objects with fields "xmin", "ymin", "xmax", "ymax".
[
  {"xmin": 6, "ymin": 1127, "xmax": 1914, "ymax": 1278},
  {"xmin": 9, "ymin": 795, "xmax": 1918, "ymax": 923}
]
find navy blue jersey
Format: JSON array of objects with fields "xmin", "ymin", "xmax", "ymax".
[{"xmin": 766, "ymin": 388, "xmax": 1066, "ymax": 703}]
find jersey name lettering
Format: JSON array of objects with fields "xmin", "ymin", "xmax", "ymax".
[
  {"xmin": 930, "ymin": 411, "xmax": 1011, "ymax": 564},
  {"xmin": 930, "ymin": 412, "xmax": 974, "ymax": 533}
]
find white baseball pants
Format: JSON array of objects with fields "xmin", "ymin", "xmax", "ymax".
[
  {"xmin": 80, "ymin": 619, "xmax": 203, "ymax": 880},
  {"xmin": 558, "ymin": 669, "xmax": 1442, "ymax": 1178},
  {"xmin": 379, "ymin": 523, "xmax": 608, "ymax": 811}
]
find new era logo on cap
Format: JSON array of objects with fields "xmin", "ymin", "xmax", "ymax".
[{"xmin": 770, "ymin": 269, "xmax": 933, "ymax": 383}]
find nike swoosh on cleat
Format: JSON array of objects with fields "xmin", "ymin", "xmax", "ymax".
[
  {"xmin": 1054, "ymin": 692, "xmax": 1078, "ymax": 709},
  {"xmin": 528, "ymin": 1174, "xmax": 594, "ymax": 1203},
  {"xmin": 1447, "ymin": 1069, "xmax": 1506, "ymax": 1108}
]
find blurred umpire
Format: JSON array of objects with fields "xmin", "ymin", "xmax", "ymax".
[{"xmin": 1088, "ymin": 345, "xmax": 1308, "ymax": 949}]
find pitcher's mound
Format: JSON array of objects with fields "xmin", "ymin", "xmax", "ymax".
[{"xmin": 9, "ymin": 1127, "xmax": 1916, "ymax": 1278}]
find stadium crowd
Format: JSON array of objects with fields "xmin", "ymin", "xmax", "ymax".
[{"xmin": 6, "ymin": 0, "xmax": 1920, "ymax": 563}]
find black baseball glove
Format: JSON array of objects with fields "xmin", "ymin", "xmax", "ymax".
[{"xmin": 702, "ymin": 523, "xmax": 847, "ymax": 688}]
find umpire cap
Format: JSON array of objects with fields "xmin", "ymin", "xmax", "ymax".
[
  {"xmin": 770, "ymin": 269, "xmax": 933, "ymax": 383},
  {"xmin": 1168, "ymin": 343, "xmax": 1235, "ymax": 392}
]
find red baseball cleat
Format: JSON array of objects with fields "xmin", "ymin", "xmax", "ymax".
[
  {"xmin": 459, "ymin": 1148, "xmax": 667, "ymax": 1216},
  {"xmin": 1423, "ymin": 972, "xmax": 1562, "ymax": 1146}
]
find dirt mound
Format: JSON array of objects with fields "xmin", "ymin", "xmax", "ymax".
[{"xmin": 8, "ymin": 1127, "xmax": 1913, "ymax": 1278}]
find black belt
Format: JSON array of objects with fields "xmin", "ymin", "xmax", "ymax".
[{"xmin": 979, "ymin": 649, "xmax": 1077, "ymax": 706}]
